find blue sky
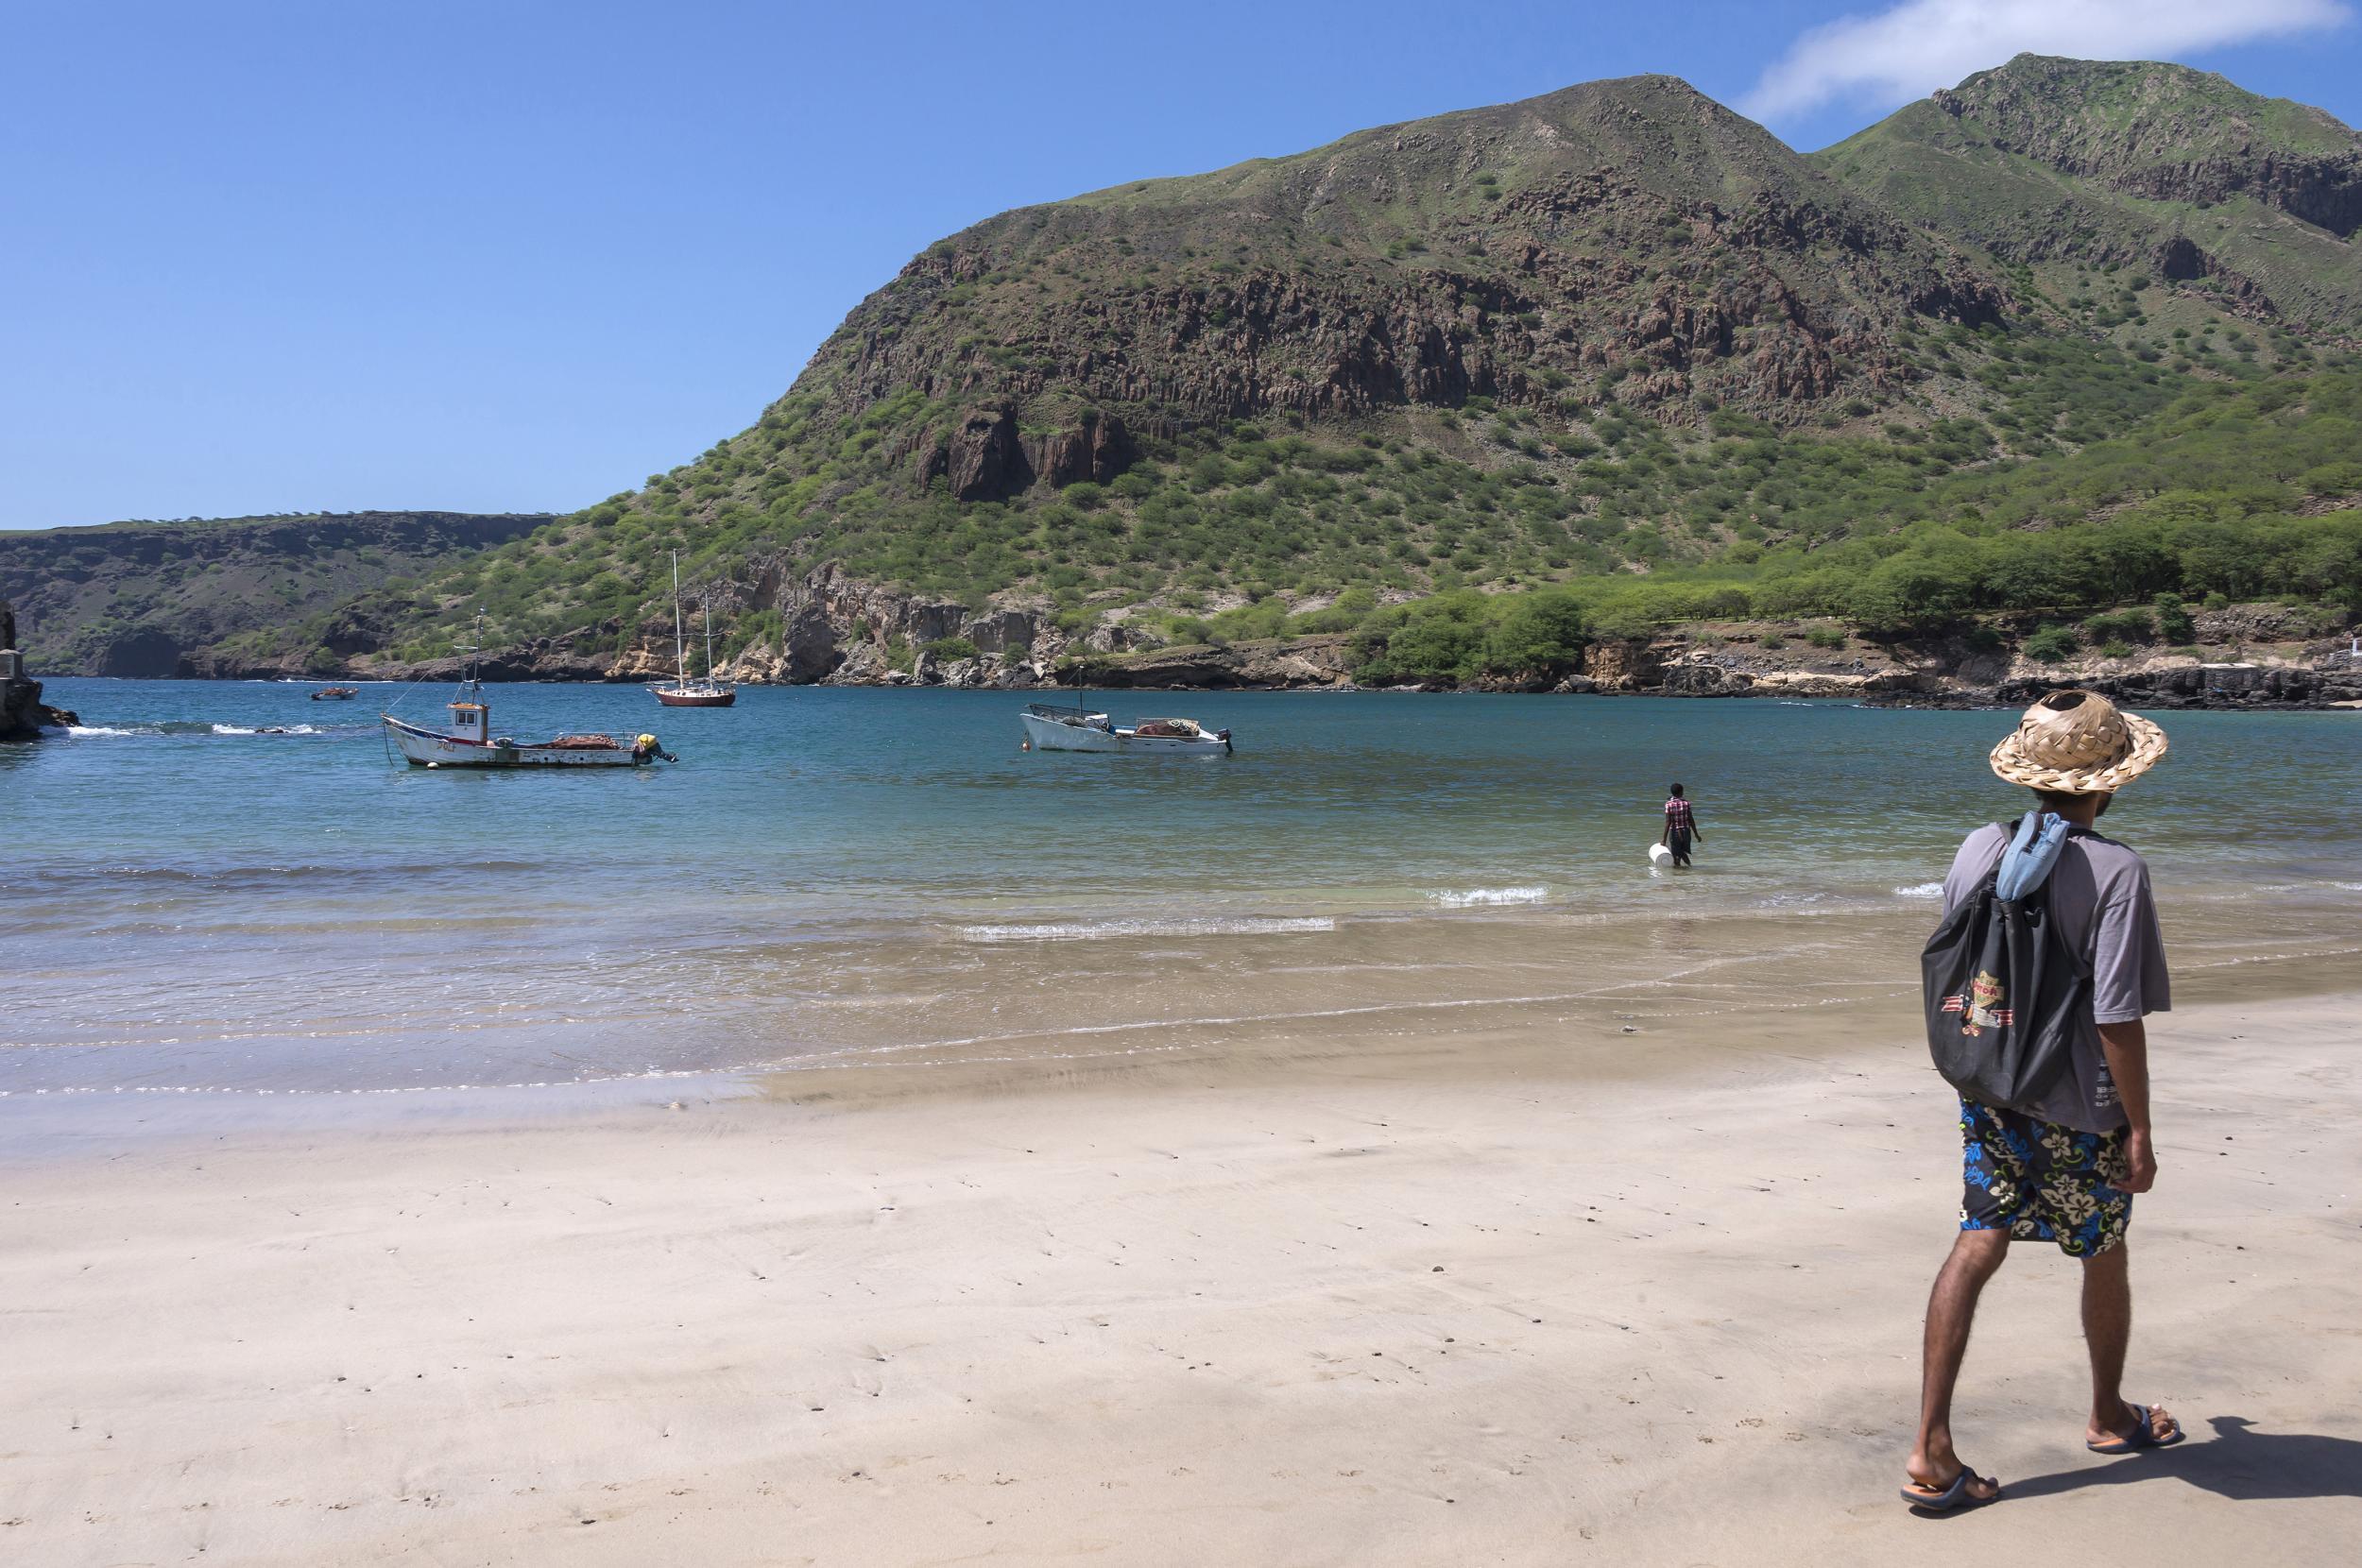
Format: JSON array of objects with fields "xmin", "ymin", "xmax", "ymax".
[{"xmin": 5, "ymin": 0, "xmax": 2357, "ymax": 530}]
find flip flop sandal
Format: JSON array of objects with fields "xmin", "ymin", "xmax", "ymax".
[
  {"xmin": 1900, "ymin": 1469, "xmax": 2001, "ymax": 1512},
  {"xmin": 2087, "ymin": 1402, "xmax": 2184, "ymax": 1454}
]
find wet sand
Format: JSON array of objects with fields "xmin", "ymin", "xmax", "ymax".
[{"xmin": 1, "ymin": 953, "xmax": 2356, "ymax": 1565}]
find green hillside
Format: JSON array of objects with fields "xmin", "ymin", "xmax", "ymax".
[{"xmin": 0, "ymin": 512, "xmax": 549, "ymax": 676}]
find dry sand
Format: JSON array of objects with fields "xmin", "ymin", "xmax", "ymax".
[{"xmin": 2, "ymin": 963, "xmax": 2356, "ymax": 1566}]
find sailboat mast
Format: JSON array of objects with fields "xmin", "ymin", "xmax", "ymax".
[
  {"xmin": 671, "ymin": 551, "xmax": 687, "ymax": 688},
  {"xmin": 703, "ymin": 589, "xmax": 716, "ymax": 681}
]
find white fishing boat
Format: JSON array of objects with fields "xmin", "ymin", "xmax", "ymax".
[
  {"xmin": 383, "ymin": 615, "xmax": 676, "ymax": 770},
  {"xmin": 1020, "ymin": 700, "xmax": 1233, "ymax": 755}
]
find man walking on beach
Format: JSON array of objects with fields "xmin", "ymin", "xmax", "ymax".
[
  {"xmin": 1660, "ymin": 783, "xmax": 1701, "ymax": 867},
  {"xmin": 1904, "ymin": 690, "xmax": 2182, "ymax": 1511}
]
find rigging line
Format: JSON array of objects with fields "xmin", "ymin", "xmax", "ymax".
[{"xmin": 379, "ymin": 654, "xmax": 449, "ymax": 719}]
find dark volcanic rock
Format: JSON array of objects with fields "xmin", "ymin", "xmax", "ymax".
[
  {"xmin": 3, "ymin": 597, "xmax": 53, "ymax": 740},
  {"xmin": 95, "ymin": 626, "xmax": 185, "ymax": 678},
  {"xmin": 1869, "ymin": 659, "xmax": 2362, "ymax": 711},
  {"xmin": 940, "ymin": 409, "xmax": 1034, "ymax": 502}
]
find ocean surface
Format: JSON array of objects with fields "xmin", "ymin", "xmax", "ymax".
[{"xmin": 7, "ymin": 679, "xmax": 2358, "ymax": 1100}]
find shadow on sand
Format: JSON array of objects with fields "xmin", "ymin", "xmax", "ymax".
[{"xmin": 2006, "ymin": 1417, "xmax": 2362, "ymax": 1504}]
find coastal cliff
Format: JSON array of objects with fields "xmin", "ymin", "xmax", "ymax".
[
  {"xmin": 331, "ymin": 566, "xmax": 2356, "ymax": 711},
  {"xmin": 0, "ymin": 511, "xmax": 552, "ymax": 677}
]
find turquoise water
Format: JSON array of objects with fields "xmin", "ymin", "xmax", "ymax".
[{"xmin": 7, "ymin": 678, "xmax": 2357, "ymax": 1097}]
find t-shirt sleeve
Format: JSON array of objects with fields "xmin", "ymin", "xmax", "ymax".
[
  {"xmin": 2090, "ymin": 860, "xmax": 2171, "ymax": 1024},
  {"xmin": 1941, "ymin": 827, "xmax": 2001, "ymax": 915}
]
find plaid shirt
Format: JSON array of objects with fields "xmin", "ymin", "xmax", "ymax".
[{"xmin": 1664, "ymin": 797, "xmax": 1696, "ymax": 832}]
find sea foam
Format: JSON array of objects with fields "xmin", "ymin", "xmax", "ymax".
[
  {"xmin": 958, "ymin": 915, "xmax": 1335, "ymax": 944},
  {"xmin": 1429, "ymin": 885, "xmax": 1548, "ymax": 908}
]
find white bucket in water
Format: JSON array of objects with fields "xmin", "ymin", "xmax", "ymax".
[{"xmin": 1648, "ymin": 843, "xmax": 1674, "ymax": 867}]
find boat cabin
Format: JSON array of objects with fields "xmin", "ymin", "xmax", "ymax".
[{"xmin": 448, "ymin": 699, "xmax": 488, "ymax": 741}]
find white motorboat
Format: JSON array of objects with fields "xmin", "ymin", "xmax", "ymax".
[
  {"xmin": 383, "ymin": 615, "xmax": 676, "ymax": 770},
  {"xmin": 1021, "ymin": 701, "xmax": 1232, "ymax": 755}
]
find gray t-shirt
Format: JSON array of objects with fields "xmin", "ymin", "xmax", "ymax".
[{"xmin": 1943, "ymin": 822, "xmax": 2171, "ymax": 1026}]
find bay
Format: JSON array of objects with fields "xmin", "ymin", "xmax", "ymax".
[{"xmin": 6, "ymin": 679, "xmax": 2355, "ymax": 1099}]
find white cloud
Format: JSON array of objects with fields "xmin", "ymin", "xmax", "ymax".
[{"xmin": 1740, "ymin": 0, "xmax": 2350, "ymax": 122}]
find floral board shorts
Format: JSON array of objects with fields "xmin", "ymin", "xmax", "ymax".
[{"xmin": 1958, "ymin": 1098, "xmax": 2133, "ymax": 1257}]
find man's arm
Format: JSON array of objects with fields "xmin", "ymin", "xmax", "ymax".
[
  {"xmin": 2097, "ymin": 1019, "xmax": 2155, "ymax": 1192},
  {"xmin": 1690, "ymin": 809, "xmax": 1703, "ymax": 843}
]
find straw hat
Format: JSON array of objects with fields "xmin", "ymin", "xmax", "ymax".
[{"xmin": 1989, "ymin": 690, "xmax": 2167, "ymax": 793}]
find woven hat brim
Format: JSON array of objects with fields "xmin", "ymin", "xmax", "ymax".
[{"xmin": 1989, "ymin": 710, "xmax": 2167, "ymax": 793}]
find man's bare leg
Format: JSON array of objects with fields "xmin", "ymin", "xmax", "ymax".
[
  {"xmin": 1907, "ymin": 1228, "xmax": 2009, "ymax": 1498},
  {"xmin": 2081, "ymin": 1243, "xmax": 2177, "ymax": 1445}
]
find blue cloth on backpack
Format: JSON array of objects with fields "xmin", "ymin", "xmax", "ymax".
[{"xmin": 1994, "ymin": 811, "xmax": 2071, "ymax": 901}]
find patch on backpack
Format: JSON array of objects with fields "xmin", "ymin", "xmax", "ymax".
[{"xmin": 1941, "ymin": 969, "xmax": 2014, "ymax": 1035}]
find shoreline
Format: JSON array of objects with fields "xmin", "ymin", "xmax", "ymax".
[
  {"xmin": 3, "ymin": 955, "xmax": 2356, "ymax": 1564},
  {"xmin": 33, "ymin": 667, "xmax": 2362, "ymax": 714},
  {"xmin": 8, "ymin": 895, "xmax": 2354, "ymax": 1113}
]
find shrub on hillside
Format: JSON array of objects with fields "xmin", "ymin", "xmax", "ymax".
[
  {"xmin": 2024, "ymin": 624, "xmax": 2080, "ymax": 663},
  {"xmin": 2083, "ymin": 607, "xmax": 2154, "ymax": 643}
]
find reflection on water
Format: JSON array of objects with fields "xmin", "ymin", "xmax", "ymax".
[{"xmin": 6, "ymin": 680, "xmax": 2358, "ymax": 1096}]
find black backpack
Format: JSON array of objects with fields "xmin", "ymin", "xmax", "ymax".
[{"xmin": 1920, "ymin": 817, "xmax": 2120, "ymax": 1133}]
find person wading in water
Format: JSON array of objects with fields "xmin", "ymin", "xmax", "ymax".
[
  {"xmin": 1903, "ymin": 690, "xmax": 2182, "ymax": 1513},
  {"xmin": 1660, "ymin": 784, "xmax": 1702, "ymax": 867}
]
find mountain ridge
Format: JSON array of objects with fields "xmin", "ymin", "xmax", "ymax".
[{"xmin": 1816, "ymin": 53, "xmax": 2362, "ymax": 333}]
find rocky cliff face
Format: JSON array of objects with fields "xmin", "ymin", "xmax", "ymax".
[{"xmin": 353, "ymin": 559, "xmax": 1070, "ymax": 689}]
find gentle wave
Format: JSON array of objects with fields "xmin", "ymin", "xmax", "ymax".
[
  {"xmin": 1894, "ymin": 882, "xmax": 1945, "ymax": 898},
  {"xmin": 8, "ymin": 858, "xmax": 544, "ymax": 889},
  {"xmin": 957, "ymin": 915, "xmax": 1337, "ymax": 944},
  {"xmin": 1429, "ymin": 885, "xmax": 1549, "ymax": 908},
  {"xmin": 64, "ymin": 720, "xmax": 334, "ymax": 737}
]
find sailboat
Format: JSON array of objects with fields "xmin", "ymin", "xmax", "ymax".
[{"xmin": 650, "ymin": 552, "xmax": 737, "ymax": 707}]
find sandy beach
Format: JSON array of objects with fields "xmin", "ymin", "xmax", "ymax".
[{"xmin": 2, "ymin": 943, "xmax": 2355, "ymax": 1567}]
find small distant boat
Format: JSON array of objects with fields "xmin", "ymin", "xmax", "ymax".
[
  {"xmin": 650, "ymin": 552, "xmax": 737, "ymax": 707},
  {"xmin": 383, "ymin": 614, "xmax": 676, "ymax": 770},
  {"xmin": 1021, "ymin": 699, "xmax": 1233, "ymax": 755},
  {"xmin": 310, "ymin": 686, "xmax": 358, "ymax": 701}
]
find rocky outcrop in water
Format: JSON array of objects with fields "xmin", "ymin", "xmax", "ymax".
[
  {"xmin": 1880, "ymin": 659, "xmax": 2362, "ymax": 711},
  {"xmin": 2, "ymin": 597, "xmax": 71, "ymax": 741}
]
